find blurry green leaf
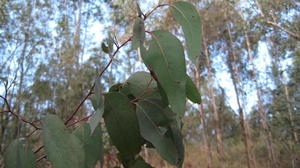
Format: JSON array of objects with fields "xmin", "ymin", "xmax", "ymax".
[
  {"xmin": 103, "ymin": 92, "xmax": 143, "ymax": 157},
  {"xmin": 90, "ymin": 78, "xmax": 104, "ymax": 133},
  {"xmin": 141, "ymin": 30, "xmax": 186, "ymax": 116},
  {"xmin": 73, "ymin": 123, "xmax": 103, "ymax": 168},
  {"xmin": 42, "ymin": 114, "xmax": 84, "ymax": 168},
  {"xmin": 169, "ymin": 120, "xmax": 185, "ymax": 167},
  {"xmin": 137, "ymin": 98, "xmax": 175, "ymax": 126},
  {"xmin": 170, "ymin": 1, "xmax": 202, "ymax": 64},
  {"xmin": 101, "ymin": 42, "xmax": 110, "ymax": 53},
  {"xmin": 136, "ymin": 3, "xmax": 143, "ymax": 17},
  {"xmin": 186, "ymin": 75, "xmax": 201, "ymax": 103},
  {"xmin": 136, "ymin": 102, "xmax": 178, "ymax": 165},
  {"xmin": 132, "ymin": 17, "xmax": 145, "ymax": 49},
  {"xmin": 126, "ymin": 71, "xmax": 157, "ymax": 97},
  {"xmin": 109, "ymin": 83, "xmax": 123, "ymax": 92},
  {"xmin": 4, "ymin": 139, "xmax": 36, "ymax": 168}
]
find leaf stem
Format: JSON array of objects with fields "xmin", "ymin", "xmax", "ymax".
[{"xmin": 144, "ymin": 4, "xmax": 169, "ymax": 20}]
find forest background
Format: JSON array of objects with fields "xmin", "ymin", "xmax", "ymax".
[{"xmin": 0, "ymin": 0, "xmax": 299, "ymax": 167}]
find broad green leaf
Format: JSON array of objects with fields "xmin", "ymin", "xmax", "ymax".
[
  {"xmin": 126, "ymin": 71, "xmax": 157, "ymax": 98},
  {"xmin": 170, "ymin": 1, "xmax": 202, "ymax": 64},
  {"xmin": 103, "ymin": 92, "xmax": 143, "ymax": 157},
  {"xmin": 186, "ymin": 75, "xmax": 201, "ymax": 103},
  {"xmin": 4, "ymin": 139, "xmax": 36, "ymax": 168},
  {"xmin": 90, "ymin": 78, "xmax": 104, "ymax": 133},
  {"xmin": 136, "ymin": 102, "xmax": 178, "ymax": 165},
  {"xmin": 73, "ymin": 123, "xmax": 103, "ymax": 168},
  {"xmin": 42, "ymin": 114, "xmax": 84, "ymax": 168},
  {"xmin": 141, "ymin": 30, "xmax": 186, "ymax": 116},
  {"xmin": 137, "ymin": 98, "xmax": 175, "ymax": 126},
  {"xmin": 132, "ymin": 17, "xmax": 145, "ymax": 49}
]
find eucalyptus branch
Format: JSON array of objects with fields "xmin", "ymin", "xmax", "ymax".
[{"xmin": 64, "ymin": 36, "xmax": 132, "ymax": 125}]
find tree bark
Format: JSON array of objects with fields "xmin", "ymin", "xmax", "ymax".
[
  {"xmin": 195, "ymin": 67, "xmax": 212, "ymax": 168},
  {"xmin": 202, "ymin": 33, "xmax": 225, "ymax": 167},
  {"xmin": 244, "ymin": 32, "xmax": 278, "ymax": 168},
  {"xmin": 226, "ymin": 24, "xmax": 257, "ymax": 168}
]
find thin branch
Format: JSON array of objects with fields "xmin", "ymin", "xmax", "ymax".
[
  {"xmin": 36, "ymin": 155, "xmax": 47, "ymax": 162},
  {"xmin": 64, "ymin": 36, "xmax": 132, "ymax": 125},
  {"xmin": 144, "ymin": 4, "xmax": 169, "ymax": 20},
  {"xmin": 34, "ymin": 145, "xmax": 44, "ymax": 154},
  {"xmin": 26, "ymin": 128, "xmax": 38, "ymax": 138},
  {"xmin": 266, "ymin": 21, "xmax": 300, "ymax": 41},
  {"xmin": 66, "ymin": 113, "xmax": 94, "ymax": 128},
  {"xmin": 0, "ymin": 95, "xmax": 41, "ymax": 130}
]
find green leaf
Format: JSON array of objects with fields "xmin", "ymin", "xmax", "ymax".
[
  {"xmin": 136, "ymin": 102, "xmax": 178, "ymax": 165},
  {"xmin": 137, "ymin": 99, "xmax": 175, "ymax": 126},
  {"xmin": 90, "ymin": 78, "xmax": 104, "ymax": 133},
  {"xmin": 4, "ymin": 139, "xmax": 36, "ymax": 168},
  {"xmin": 186, "ymin": 74, "xmax": 201, "ymax": 103},
  {"xmin": 169, "ymin": 120, "xmax": 185, "ymax": 167},
  {"xmin": 125, "ymin": 71, "xmax": 157, "ymax": 98},
  {"xmin": 73, "ymin": 123, "xmax": 103, "ymax": 168},
  {"xmin": 103, "ymin": 92, "xmax": 143, "ymax": 157},
  {"xmin": 132, "ymin": 17, "xmax": 145, "ymax": 49},
  {"xmin": 101, "ymin": 42, "xmax": 110, "ymax": 53},
  {"xmin": 141, "ymin": 30, "xmax": 186, "ymax": 116},
  {"xmin": 170, "ymin": 1, "xmax": 202, "ymax": 64},
  {"xmin": 42, "ymin": 114, "xmax": 85, "ymax": 168},
  {"xmin": 109, "ymin": 83, "xmax": 123, "ymax": 92}
]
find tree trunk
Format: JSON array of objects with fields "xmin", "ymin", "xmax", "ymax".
[
  {"xmin": 226, "ymin": 24, "xmax": 257, "ymax": 168},
  {"xmin": 195, "ymin": 67, "xmax": 212, "ymax": 168},
  {"xmin": 244, "ymin": 32, "xmax": 278, "ymax": 168},
  {"xmin": 202, "ymin": 33, "xmax": 225, "ymax": 167}
]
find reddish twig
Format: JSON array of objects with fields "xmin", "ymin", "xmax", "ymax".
[
  {"xmin": 64, "ymin": 37, "xmax": 132, "ymax": 125},
  {"xmin": 66, "ymin": 113, "xmax": 94, "ymax": 128},
  {"xmin": 36, "ymin": 155, "xmax": 47, "ymax": 162},
  {"xmin": 26, "ymin": 128, "xmax": 39, "ymax": 138},
  {"xmin": 34, "ymin": 145, "xmax": 44, "ymax": 154},
  {"xmin": 0, "ymin": 95, "xmax": 41, "ymax": 130},
  {"xmin": 144, "ymin": 4, "xmax": 169, "ymax": 20}
]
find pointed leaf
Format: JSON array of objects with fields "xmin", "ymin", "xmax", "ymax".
[
  {"xmin": 103, "ymin": 92, "xmax": 143, "ymax": 157},
  {"xmin": 169, "ymin": 120, "xmax": 185, "ymax": 167},
  {"xmin": 73, "ymin": 123, "xmax": 103, "ymax": 168},
  {"xmin": 141, "ymin": 30, "xmax": 186, "ymax": 116},
  {"xmin": 42, "ymin": 114, "xmax": 84, "ymax": 168},
  {"xmin": 4, "ymin": 139, "xmax": 36, "ymax": 168},
  {"xmin": 136, "ymin": 102, "xmax": 178, "ymax": 165},
  {"xmin": 170, "ymin": 1, "xmax": 201, "ymax": 64},
  {"xmin": 132, "ymin": 17, "xmax": 145, "ymax": 49},
  {"xmin": 186, "ymin": 74, "xmax": 201, "ymax": 103}
]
